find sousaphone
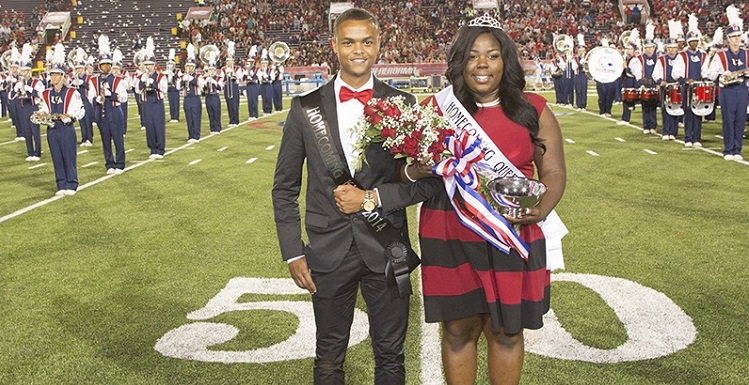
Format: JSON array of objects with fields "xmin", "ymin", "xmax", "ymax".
[
  {"xmin": 0, "ymin": 50, "xmax": 12, "ymax": 70},
  {"xmin": 268, "ymin": 41, "xmax": 290, "ymax": 63}
]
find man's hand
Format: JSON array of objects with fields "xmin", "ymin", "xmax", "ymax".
[
  {"xmin": 333, "ymin": 183, "xmax": 368, "ymax": 214},
  {"xmin": 288, "ymin": 256, "xmax": 316, "ymax": 294}
]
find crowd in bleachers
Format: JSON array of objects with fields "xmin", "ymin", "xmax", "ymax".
[
  {"xmin": 2, "ymin": 0, "xmax": 748, "ymax": 71},
  {"xmin": 175, "ymin": 0, "xmax": 744, "ymax": 73}
]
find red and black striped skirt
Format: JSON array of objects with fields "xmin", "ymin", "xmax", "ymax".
[{"xmin": 419, "ymin": 192, "xmax": 550, "ymax": 334}]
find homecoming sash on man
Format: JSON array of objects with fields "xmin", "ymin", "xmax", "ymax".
[
  {"xmin": 427, "ymin": 86, "xmax": 568, "ymax": 269},
  {"xmin": 299, "ymin": 89, "xmax": 420, "ymax": 297}
]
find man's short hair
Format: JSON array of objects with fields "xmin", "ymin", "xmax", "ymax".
[{"xmin": 333, "ymin": 8, "xmax": 379, "ymax": 37}]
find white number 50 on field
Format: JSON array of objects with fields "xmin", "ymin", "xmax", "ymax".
[{"xmin": 155, "ymin": 273, "xmax": 696, "ymax": 364}]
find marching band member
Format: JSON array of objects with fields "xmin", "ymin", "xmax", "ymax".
[
  {"xmin": 38, "ymin": 43, "xmax": 85, "ymax": 196},
  {"xmin": 245, "ymin": 45, "xmax": 260, "ymax": 120},
  {"xmin": 71, "ymin": 47, "xmax": 94, "ymax": 146},
  {"xmin": 222, "ymin": 41, "xmax": 242, "ymax": 127},
  {"xmin": 258, "ymin": 49, "xmax": 273, "ymax": 115},
  {"xmin": 631, "ymin": 22, "xmax": 659, "ymax": 134},
  {"xmin": 11, "ymin": 44, "xmax": 45, "ymax": 161},
  {"xmin": 89, "ymin": 34, "xmax": 128, "ymax": 175},
  {"xmin": 653, "ymin": 20, "xmax": 683, "ymax": 141},
  {"xmin": 111, "ymin": 49, "xmax": 129, "ymax": 135},
  {"xmin": 179, "ymin": 43, "xmax": 203, "ymax": 143},
  {"xmin": 203, "ymin": 50, "xmax": 223, "ymax": 134},
  {"xmin": 704, "ymin": 27, "xmax": 724, "ymax": 123},
  {"xmin": 619, "ymin": 28, "xmax": 640, "ymax": 125},
  {"xmin": 271, "ymin": 53, "xmax": 284, "ymax": 112},
  {"xmin": 596, "ymin": 37, "xmax": 616, "ymax": 117},
  {"xmin": 166, "ymin": 48, "xmax": 181, "ymax": 123},
  {"xmin": 706, "ymin": 5, "xmax": 747, "ymax": 161},
  {"xmin": 6, "ymin": 46, "xmax": 24, "ymax": 141},
  {"xmin": 135, "ymin": 37, "xmax": 168, "ymax": 159},
  {"xmin": 0, "ymin": 61, "xmax": 8, "ymax": 119},
  {"xmin": 573, "ymin": 34, "xmax": 588, "ymax": 111},
  {"xmin": 672, "ymin": 14, "xmax": 710, "ymax": 147}
]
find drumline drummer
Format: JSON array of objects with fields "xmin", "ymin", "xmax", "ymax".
[
  {"xmin": 672, "ymin": 14, "xmax": 710, "ymax": 148},
  {"xmin": 630, "ymin": 22, "xmax": 659, "ymax": 134},
  {"xmin": 652, "ymin": 19, "xmax": 683, "ymax": 141}
]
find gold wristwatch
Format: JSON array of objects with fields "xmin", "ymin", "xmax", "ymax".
[{"xmin": 362, "ymin": 190, "xmax": 376, "ymax": 212}]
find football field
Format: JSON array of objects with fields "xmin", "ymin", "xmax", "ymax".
[{"xmin": 1, "ymin": 92, "xmax": 749, "ymax": 384}]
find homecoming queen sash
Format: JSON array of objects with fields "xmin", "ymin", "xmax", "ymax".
[{"xmin": 428, "ymin": 86, "xmax": 568, "ymax": 269}]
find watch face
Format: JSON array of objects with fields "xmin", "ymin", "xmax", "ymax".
[{"xmin": 363, "ymin": 200, "xmax": 376, "ymax": 211}]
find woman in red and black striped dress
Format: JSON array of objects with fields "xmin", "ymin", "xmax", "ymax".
[{"xmin": 415, "ymin": 15, "xmax": 566, "ymax": 385}]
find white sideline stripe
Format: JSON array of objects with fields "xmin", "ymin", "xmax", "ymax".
[
  {"xmin": 28, "ymin": 163, "xmax": 47, "ymax": 169},
  {"xmin": 77, "ymin": 149, "xmax": 89, "ymax": 155},
  {"xmin": 715, "ymin": 135, "xmax": 723, "ymax": 139},
  {"xmin": 1, "ymin": 114, "xmax": 264, "ymax": 224},
  {"xmin": 1, "ymin": 140, "xmax": 19, "ymax": 146},
  {"xmin": 217, "ymin": 146, "xmax": 228, "ymax": 152},
  {"xmin": 125, "ymin": 149, "xmax": 134, "ymax": 153},
  {"xmin": 615, "ymin": 137, "xmax": 626, "ymax": 142},
  {"xmin": 82, "ymin": 161, "xmax": 98, "ymax": 168},
  {"xmin": 245, "ymin": 158, "xmax": 257, "ymax": 164},
  {"xmin": 644, "ymin": 149, "xmax": 658, "ymax": 155},
  {"xmin": 189, "ymin": 159, "xmax": 202, "ymax": 165},
  {"xmin": 0, "ymin": 195, "xmax": 65, "ymax": 223},
  {"xmin": 265, "ymin": 145, "xmax": 275, "ymax": 150},
  {"xmin": 586, "ymin": 150, "xmax": 600, "ymax": 156},
  {"xmin": 565, "ymin": 138, "xmax": 576, "ymax": 144}
]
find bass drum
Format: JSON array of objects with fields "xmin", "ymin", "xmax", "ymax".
[{"xmin": 586, "ymin": 47, "xmax": 624, "ymax": 84}]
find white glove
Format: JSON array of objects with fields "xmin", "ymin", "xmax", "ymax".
[
  {"xmin": 14, "ymin": 82, "xmax": 24, "ymax": 92},
  {"xmin": 104, "ymin": 89, "xmax": 112, "ymax": 97},
  {"xmin": 145, "ymin": 78, "xmax": 154, "ymax": 86},
  {"xmin": 183, "ymin": 74, "xmax": 193, "ymax": 82}
]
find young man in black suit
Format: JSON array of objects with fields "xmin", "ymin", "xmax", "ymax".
[{"xmin": 272, "ymin": 7, "xmax": 441, "ymax": 385}]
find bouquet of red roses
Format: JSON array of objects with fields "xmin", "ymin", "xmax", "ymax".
[{"xmin": 352, "ymin": 95, "xmax": 454, "ymax": 171}]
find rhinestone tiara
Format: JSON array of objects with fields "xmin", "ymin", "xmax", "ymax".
[{"xmin": 467, "ymin": 14, "xmax": 503, "ymax": 30}]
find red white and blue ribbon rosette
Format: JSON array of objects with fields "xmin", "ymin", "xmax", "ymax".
[{"xmin": 431, "ymin": 130, "xmax": 530, "ymax": 260}]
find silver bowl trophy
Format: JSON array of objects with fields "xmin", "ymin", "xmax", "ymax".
[{"xmin": 486, "ymin": 176, "xmax": 547, "ymax": 220}]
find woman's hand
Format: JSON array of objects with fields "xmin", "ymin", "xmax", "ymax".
[
  {"xmin": 402, "ymin": 162, "xmax": 436, "ymax": 182},
  {"xmin": 502, "ymin": 206, "xmax": 547, "ymax": 226}
]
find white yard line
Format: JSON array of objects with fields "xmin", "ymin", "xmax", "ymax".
[
  {"xmin": 615, "ymin": 137, "xmax": 626, "ymax": 142},
  {"xmin": 28, "ymin": 163, "xmax": 47, "ymax": 169},
  {"xmin": 265, "ymin": 145, "xmax": 275, "ymax": 151},
  {"xmin": 565, "ymin": 138, "xmax": 576, "ymax": 144},
  {"xmin": 1, "ymin": 115, "xmax": 263, "ymax": 224},
  {"xmin": 643, "ymin": 149, "xmax": 658, "ymax": 155},
  {"xmin": 586, "ymin": 150, "xmax": 600, "ymax": 157},
  {"xmin": 189, "ymin": 159, "xmax": 202, "ymax": 166},
  {"xmin": 245, "ymin": 158, "xmax": 257, "ymax": 164},
  {"xmin": 217, "ymin": 146, "xmax": 228, "ymax": 152},
  {"xmin": 81, "ymin": 161, "xmax": 98, "ymax": 168}
]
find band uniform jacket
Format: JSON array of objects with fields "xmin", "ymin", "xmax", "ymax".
[{"xmin": 273, "ymin": 76, "xmax": 443, "ymax": 274}]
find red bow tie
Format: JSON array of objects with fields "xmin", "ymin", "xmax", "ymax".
[{"xmin": 339, "ymin": 86, "xmax": 373, "ymax": 104}]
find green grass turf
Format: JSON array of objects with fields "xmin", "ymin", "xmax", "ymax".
[{"xmin": 1, "ymin": 91, "xmax": 748, "ymax": 384}]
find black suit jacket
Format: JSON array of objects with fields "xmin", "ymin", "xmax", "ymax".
[{"xmin": 272, "ymin": 76, "xmax": 443, "ymax": 273}]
